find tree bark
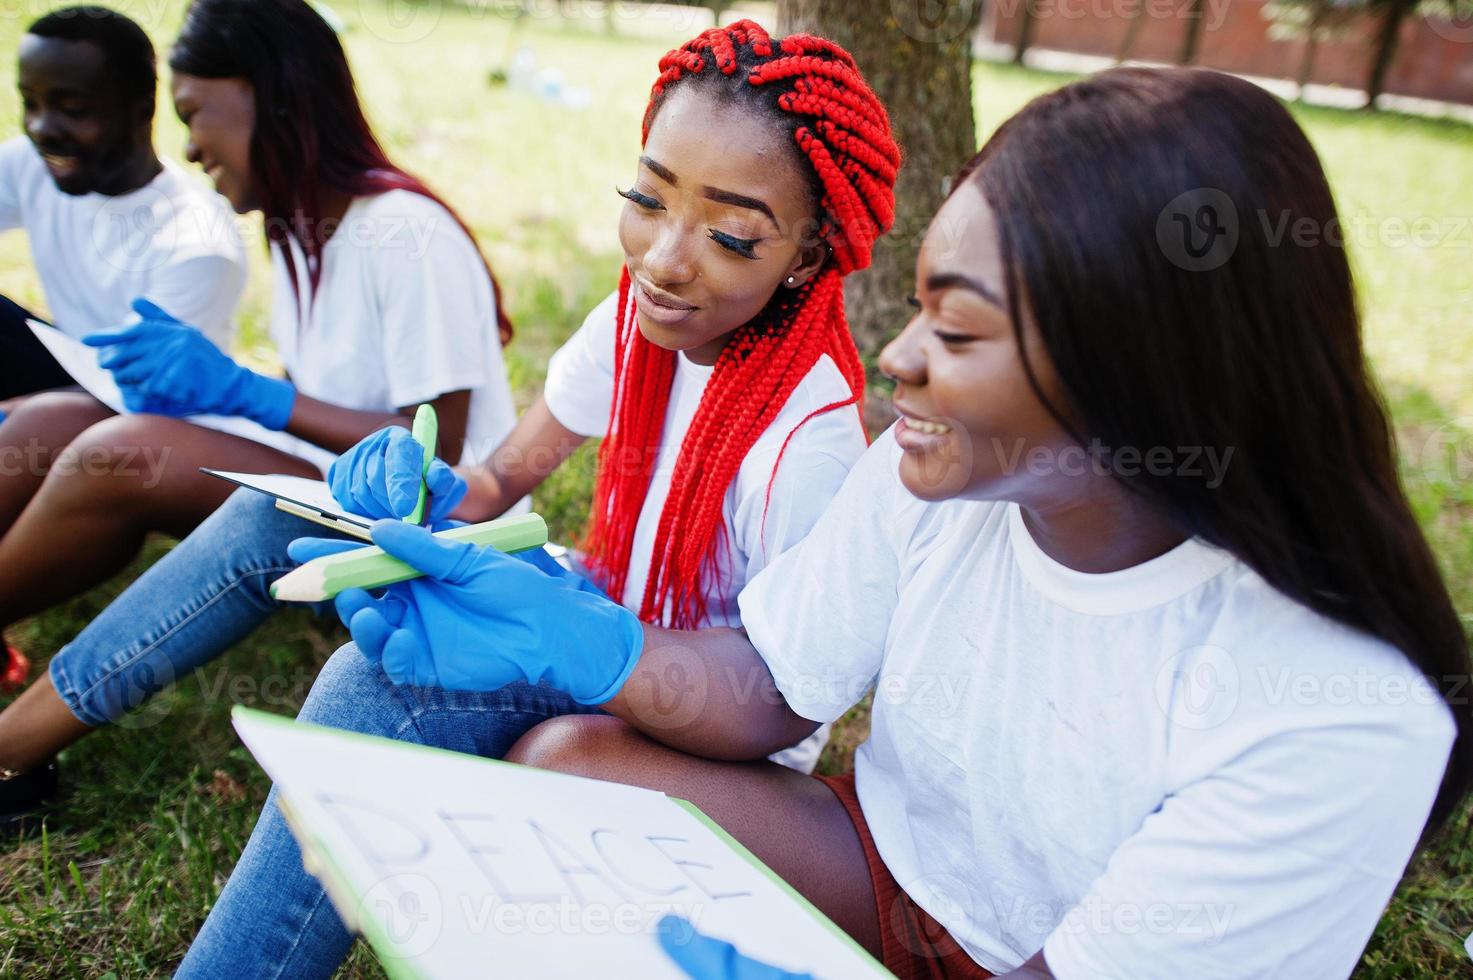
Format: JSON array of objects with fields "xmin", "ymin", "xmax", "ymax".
[
  {"xmin": 1117, "ymin": 0, "xmax": 1147, "ymax": 62},
  {"xmin": 1178, "ymin": 0, "xmax": 1205, "ymax": 63},
  {"xmin": 1014, "ymin": 1, "xmax": 1039, "ymax": 64},
  {"xmin": 776, "ymin": 0, "xmax": 982, "ymax": 366},
  {"xmin": 1297, "ymin": 2, "xmax": 1328, "ymax": 94},
  {"xmin": 1364, "ymin": 0, "xmax": 1412, "ymax": 109}
]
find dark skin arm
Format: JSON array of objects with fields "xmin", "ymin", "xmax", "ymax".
[
  {"xmin": 603, "ymin": 623, "xmax": 819, "ymax": 761},
  {"xmin": 451, "ymin": 395, "xmax": 587, "ymax": 521},
  {"xmin": 284, "ymin": 388, "xmax": 472, "ymax": 461},
  {"xmin": 592, "ymin": 625, "xmax": 1059, "ymax": 977}
]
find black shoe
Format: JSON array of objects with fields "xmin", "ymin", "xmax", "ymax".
[{"xmin": 0, "ymin": 760, "xmax": 59, "ymax": 835}]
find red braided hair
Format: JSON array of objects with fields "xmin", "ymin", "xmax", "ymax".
[{"xmin": 583, "ymin": 20, "xmax": 899, "ymax": 629}]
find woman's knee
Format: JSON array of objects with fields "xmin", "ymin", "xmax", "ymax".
[
  {"xmin": 505, "ymin": 714, "xmax": 638, "ymax": 776},
  {"xmin": 30, "ymin": 413, "xmax": 178, "ymax": 512},
  {"xmin": 1, "ymin": 391, "xmax": 113, "ymax": 467},
  {"xmin": 4, "ymin": 390, "xmax": 113, "ymax": 433},
  {"xmin": 297, "ymin": 645, "xmax": 409, "ymax": 737}
]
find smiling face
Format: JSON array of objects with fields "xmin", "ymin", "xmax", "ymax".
[
  {"xmin": 879, "ymin": 180, "xmax": 1078, "ymax": 504},
  {"xmin": 18, "ymin": 34, "xmax": 149, "ymax": 195},
  {"xmin": 617, "ymin": 86, "xmax": 828, "ymax": 365},
  {"xmin": 171, "ymin": 72, "xmax": 257, "ymax": 213}
]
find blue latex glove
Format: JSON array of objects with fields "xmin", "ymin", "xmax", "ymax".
[
  {"xmin": 286, "ymin": 521, "xmax": 642, "ymax": 700},
  {"xmin": 657, "ymin": 916, "xmax": 814, "ymax": 980},
  {"xmin": 83, "ymin": 298, "xmax": 296, "ymax": 429},
  {"xmin": 328, "ymin": 426, "xmax": 466, "ymax": 525}
]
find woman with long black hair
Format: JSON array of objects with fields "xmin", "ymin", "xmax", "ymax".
[
  {"xmin": 0, "ymin": 0, "xmax": 517, "ymax": 810},
  {"xmin": 217, "ymin": 67, "xmax": 1467, "ymax": 977}
]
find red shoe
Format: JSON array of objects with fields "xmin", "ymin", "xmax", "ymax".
[{"xmin": 2, "ymin": 646, "xmax": 29, "ymax": 693}]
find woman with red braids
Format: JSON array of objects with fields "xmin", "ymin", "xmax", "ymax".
[{"xmin": 30, "ymin": 20, "xmax": 899, "ymax": 974}]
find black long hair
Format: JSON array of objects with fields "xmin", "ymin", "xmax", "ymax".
[
  {"xmin": 965, "ymin": 67, "xmax": 1470, "ymax": 830},
  {"xmin": 169, "ymin": 0, "xmax": 512, "ymax": 343}
]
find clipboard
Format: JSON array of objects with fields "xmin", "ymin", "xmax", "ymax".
[
  {"xmin": 200, "ymin": 468, "xmax": 375, "ymax": 541},
  {"xmin": 231, "ymin": 707, "xmax": 894, "ymax": 979}
]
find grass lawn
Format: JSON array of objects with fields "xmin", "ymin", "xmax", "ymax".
[{"xmin": 2, "ymin": 3, "xmax": 1472, "ymax": 976}]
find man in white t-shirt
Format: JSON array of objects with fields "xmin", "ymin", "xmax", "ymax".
[{"xmin": 0, "ymin": 5, "xmax": 245, "ymax": 404}]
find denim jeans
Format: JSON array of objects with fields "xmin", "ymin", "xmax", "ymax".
[
  {"xmin": 176, "ymin": 645, "xmax": 600, "ymax": 978},
  {"xmin": 48, "ymin": 488, "xmax": 339, "ymax": 727}
]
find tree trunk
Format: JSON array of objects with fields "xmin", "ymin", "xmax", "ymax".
[
  {"xmin": 1014, "ymin": 1, "xmax": 1039, "ymax": 64},
  {"xmin": 1364, "ymin": 0, "xmax": 1411, "ymax": 109},
  {"xmin": 1117, "ymin": 0, "xmax": 1146, "ymax": 62},
  {"xmin": 777, "ymin": 0, "xmax": 983, "ymax": 366},
  {"xmin": 1296, "ymin": 4, "xmax": 1327, "ymax": 94},
  {"xmin": 1178, "ymin": 0, "xmax": 1205, "ymax": 63}
]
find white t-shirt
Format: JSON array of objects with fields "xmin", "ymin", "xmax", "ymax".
[
  {"xmin": 268, "ymin": 189, "xmax": 518, "ymax": 471},
  {"xmin": 544, "ymin": 288, "xmax": 869, "ymax": 772},
  {"xmin": 0, "ymin": 137, "xmax": 245, "ymax": 345},
  {"xmin": 740, "ymin": 427, "xmax": 1456, "ymax": 978}
]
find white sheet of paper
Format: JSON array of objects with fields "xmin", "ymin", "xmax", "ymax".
[
  {"xmin": 26, "ymin": 319, "xmax": 336, "ymax": 474},
  {"xmin": 202, "ymin": 470, "xmax": 372, "ymax": 526},
  {"xmin": 232, "ymin": 709, "xmax": 890, "ymax": 980}
]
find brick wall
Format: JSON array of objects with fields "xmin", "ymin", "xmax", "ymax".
[{"xmin": 981, "ymin": 0, "xmax": 1473, "ymax": 105}]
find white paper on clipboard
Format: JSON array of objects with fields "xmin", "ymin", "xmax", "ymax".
[
  {"xmin": 232, "ymin": 708, "xmax": 893, "ymax": 980},
  {"xmin": 200, "ymin": 469, "xmax": 375, "ymax": 540},
  {"xmin": 27, "ymin": 318, "xmax": 337, "ymax": 475}
]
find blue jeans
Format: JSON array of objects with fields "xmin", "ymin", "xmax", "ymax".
[
  {"xmin": 48, "ymin": 489, "xmax": 338, "ymax": 727},
  {"xmin": 177, "ymin": 646, "xmax": 599, "ymax": 978},
  {"xmin": 41, "ymin": 485, "xmax": 598, "ymax": 976}
]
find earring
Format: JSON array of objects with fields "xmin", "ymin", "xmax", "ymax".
[{"xmin": 786, "ymin": 276, "xmax": 797, "ymax": 285}]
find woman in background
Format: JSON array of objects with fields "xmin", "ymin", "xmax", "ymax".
[{"xmin": 0, "ymin": 0, "xmax": 517, "ymax": 818}]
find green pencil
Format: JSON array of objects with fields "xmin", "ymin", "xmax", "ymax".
[
  {"xmin": 269, "ymin": 513, "xmax": 547, "ymax": 602},
  {"xmin": 405, "ymin": 404, "xmax": 437, "ymax": 526}
]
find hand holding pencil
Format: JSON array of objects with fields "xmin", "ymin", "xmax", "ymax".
[
  {"xmin": 327, "ymin": 422, "xmax": 467, "ymax": 528},
  {"xmin": 287, "ymin": 522, "xmax": 644, "ymax": 702}
]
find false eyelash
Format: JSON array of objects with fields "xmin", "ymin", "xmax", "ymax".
[
  {"xmin": 708, "ymin": 228, "xmax": 761, "ymax": 259},
  {"xmin": 617, "ymin": 186, "xmax": 662, "ymax": 210}
]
